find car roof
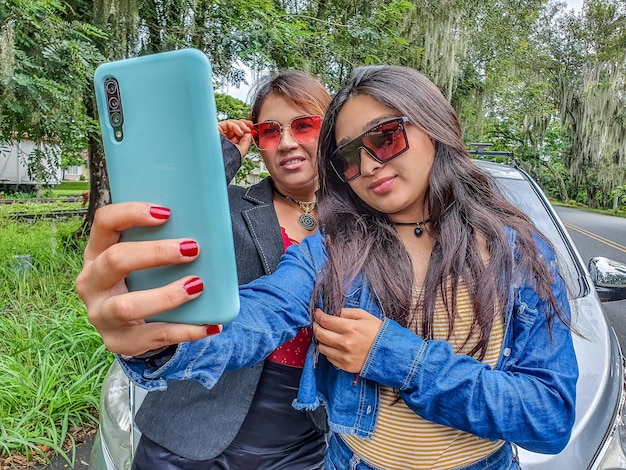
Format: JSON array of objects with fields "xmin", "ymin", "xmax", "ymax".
[{"xmin": 474, "ymin": 159, "xmax": 526, "ymax": 180}]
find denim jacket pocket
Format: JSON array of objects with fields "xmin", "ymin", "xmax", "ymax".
[
  {"xmin": 344, "ymin": 288, "xmax": 362, "ymax": 308},
  {"xmin": 506, "ymin": 287, "xmax": 540, "ymax": 364}
]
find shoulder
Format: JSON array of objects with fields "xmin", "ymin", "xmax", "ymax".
[
  {"xmin": 228, "ymin": 178, "xmax": 274, "ymax": 206},
  {"xmin": 504, "ymin": 226, "xmax": 556, "ymax": 260},
  {"xmin": 297, "ymin": 231, "xmax": 328, "ymax": 262}
]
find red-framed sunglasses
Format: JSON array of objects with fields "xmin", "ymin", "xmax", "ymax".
[
  {"xmin": 251, "ymin": 115, "xmax": 322, "ymax": 150},
  {"xmin": 330, "ymin": 116, "xmax": 410, "ymax": 182}
]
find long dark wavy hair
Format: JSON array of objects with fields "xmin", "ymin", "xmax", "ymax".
[{"xmin": 313, "ymin": 65, "xmax": 568, "ymax": 359}]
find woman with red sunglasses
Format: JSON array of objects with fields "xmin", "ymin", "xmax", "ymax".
[
  {"xmin": 78, "ymin": 70, "xmax": 331, "ymax": 469},
  {"xmin": 80, "ymin": 66, "xmax": 577, "ymax": 470}
]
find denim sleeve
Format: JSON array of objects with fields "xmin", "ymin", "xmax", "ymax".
[
  {"xmin": 118, "ymin": 235, "xmax": 325, "ymax": 390},
  {"xmin": 360, "ymin": 240, "xmax": 578, "ymax": 455}
]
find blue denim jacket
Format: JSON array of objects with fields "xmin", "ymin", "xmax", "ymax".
[{"xmin": 120, "ymin": 228, "xmax": 578, "ymax": 459}]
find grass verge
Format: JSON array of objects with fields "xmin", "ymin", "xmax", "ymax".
[{"xmin": 0, "ymin": 217, "xmax": 112, "ymax": 467}]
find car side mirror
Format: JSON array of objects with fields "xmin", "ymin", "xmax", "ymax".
[{"xmin": 588, "ymin": 257, "xmax": 626, "ymax": 302}]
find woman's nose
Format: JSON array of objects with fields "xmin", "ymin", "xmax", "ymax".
[
  {"xmin": 358, "ymin": 148, "xmax": 383, "ymax": 176},
  {"xmin": 277, "ymin": 127, "xmax": 299, "ymax": 150}
]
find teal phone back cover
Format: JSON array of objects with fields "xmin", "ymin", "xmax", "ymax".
[{"xmin": 94, "ymin": 49, "xmax": 239, "ymax": 324}]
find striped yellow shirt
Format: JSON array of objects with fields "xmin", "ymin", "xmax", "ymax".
[{"xmin": 342, "ymin": 281, "xmax": 505, "ymax": 469}]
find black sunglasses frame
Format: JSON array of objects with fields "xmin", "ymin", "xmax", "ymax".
[{"xmin": 330, "ymin": 116, "xmax": 410, "ymax": 182}]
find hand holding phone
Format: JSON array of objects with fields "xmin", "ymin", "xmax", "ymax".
[{"xmin": 93, "ymin": 49, "xmax": 239, "ymax": 325}]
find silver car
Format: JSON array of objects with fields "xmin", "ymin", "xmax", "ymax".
[{"xmin": 91, "ymin": 160, "xmax": 626, "ymax": 469}]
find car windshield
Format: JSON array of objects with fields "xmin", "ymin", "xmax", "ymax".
[{"xmin": 479, "ymin": 162, "xmax": 586, "ymax": 299}]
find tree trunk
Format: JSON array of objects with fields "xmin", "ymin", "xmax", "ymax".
[
  {"xmin": 545, "ymin": 162, "xmax": 569, "ymax": 203},
  {"xmin": 587, "ymin": 187, "xmax": 597, "ymax": 209},
  {"xmin": 76, "ymin": 90, "xmax": 111, "ymax": 237}
]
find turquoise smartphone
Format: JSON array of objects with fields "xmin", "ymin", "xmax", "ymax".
[{"xmin": 94, "ymin": 48, "xmax": 239, "ymax": 325}]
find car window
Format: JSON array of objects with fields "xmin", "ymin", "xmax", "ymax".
[{"xmin": 492, "ymin": 175, "xmax": 586, "ymax": 299}]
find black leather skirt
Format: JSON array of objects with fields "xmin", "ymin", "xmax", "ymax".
[{"xmin": 132, "ymin": 361, "xmax": 327, "ymax": 469}]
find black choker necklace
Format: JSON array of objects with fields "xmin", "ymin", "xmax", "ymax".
[
  {"xmin": 393, "ymin": 219, "xmax": 431, "ymax": 237},
  {"xmin": 273, "ymin": 187, "xmax": 317, "ymax": 231}
]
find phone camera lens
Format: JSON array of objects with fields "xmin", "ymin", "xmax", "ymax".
[
  {"xmin": 108, "ymin": 96, "xmax": 120, "ymax": 111},
  {"xmin": 105, "ymin": 78, "xmax": 119, "ymax": 95},
  {"xmin": 108, "ymin": 97, "xmax": 120, "ymax": 110},
  {"xmin": 110, "ymin": 112, "xmax": 123, "ymax": 126}
]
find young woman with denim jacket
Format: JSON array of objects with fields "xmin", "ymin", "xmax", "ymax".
[{"xmin": 79, "ymin": 65, "xmax": 578, "ymax": 469}]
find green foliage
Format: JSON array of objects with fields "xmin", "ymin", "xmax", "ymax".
[
  {"xmin": 56, "ymin": 181, "xmax": 90, "ymax": 191},
  {"xmin": 0, "ymin": 191, "xmax": 31, "ymax": 200},
  {"xmin": 610, "ymin": 184, "xmax": 626, "ymax": 211},
  {"xmin": 279, "ymin": 0, "xmax": 415, "ymax": 89},
  {"xmin": 0, "ymin": 0, "xmax": 105, "ymax": 185},
  {"xmin": 536, "ymin": 0, "xmax": 626, "ymax": 206},
  {"xmin": 215, "ymin": 92, "xmax": 250, "ymax": 120},
  {"xmin": 234, "ymin": 154, "xmax": 260, "ymax": 184},
  {"xmin": 36, "ymin": 187, "xmax": 56, "ymax": 199},
  {"xmin": 0, "ymin": 218, "xmax": 111, "ymax": 462},
  {"xmin": 1, "ymin": 0, "xmax": 626, "ymax": 458},
  {"xmin": 0, "ymin": 199, "xmax": 82, "ymax": 217}
]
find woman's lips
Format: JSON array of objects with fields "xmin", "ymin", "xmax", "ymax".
[
  {"xmin": 280, "ymin": 156, "xmax": 306, "ymax": 170},
  {"xmin": 369, "ymin": 176, "xmax": 395, "ymax": 195}
]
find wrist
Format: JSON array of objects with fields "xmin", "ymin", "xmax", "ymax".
[{"xmin": 120, "ymin": 344, "xmax": 177, "ymax": 362}]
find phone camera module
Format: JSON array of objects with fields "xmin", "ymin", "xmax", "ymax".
[{"xmin": 104, "ymin": 77, "xmax": 124, "ymax": 142}]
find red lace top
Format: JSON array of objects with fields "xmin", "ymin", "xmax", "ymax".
[{"xmin": 266, "ymin": 227, "xmax": 312, "ymax": 368}]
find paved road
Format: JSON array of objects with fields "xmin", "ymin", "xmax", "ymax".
[{"xmin": 554, "ymin": 206, "xmax": 626, "ymax": 348}]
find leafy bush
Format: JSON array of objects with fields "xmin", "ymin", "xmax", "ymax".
[
  {"xmin": 610, "ymin": 184, "xmax": 626, "ymax": 211},
  {"xmin": 36, "ymin": 188, "xmax": 56, "ymax": 199}
]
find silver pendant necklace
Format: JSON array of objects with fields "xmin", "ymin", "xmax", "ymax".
[{"xmin": 273, "ymin": 186, "xmax": 318, "ymax": 231}]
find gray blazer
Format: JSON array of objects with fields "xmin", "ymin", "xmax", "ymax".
[{"xmin": 134, "ymin": 139, "xmax": 287, "ymax": 460}]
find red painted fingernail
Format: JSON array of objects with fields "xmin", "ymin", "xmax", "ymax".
[
  {"xmin": 150, "ymin": 206, "xmax": 171, "ymax": 219},
  {"xmin": 206, "ymin": 325, "xmax": 221, "ymax": 336},
  {"xmin": 183, "ymin": 277, "xmax": 203, "ymax": 295},
  {"xmin": 180, "ymin": 240, "xmax": 199, "ymax": 257}
]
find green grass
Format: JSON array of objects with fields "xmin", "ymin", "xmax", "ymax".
[
  {"xmin": 53, "ymin": 181, "xmax": 90, "ymax": 199},
  {"xmin": 0, "ymin": 200, "xmax": 83, "ymax": 217},
  {"xmin": 0, "ymin": 181, "xmax": 89, "ymax": 200},
  {"xmin": 55, "ymin": 182, "xmax": 89, "ymax": 191},
  {"xmin": 0, "ymin": 217, "xmax": 112, "ymax": 464},
  {"xmin": 550, "ymin": 199, "xmax": 626, "ymax": 219}
]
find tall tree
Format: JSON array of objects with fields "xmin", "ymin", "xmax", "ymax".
[
  {"xmin": 0, "ymin": 0, "xmax": 104, "ymax": 185},
  {"xmin": 78, "ymin": 0, "xmax": 301, "ymax": 230},
  {"xmin": 534, "ymin": 0, "xmax": 626, "ymax": 207}
]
